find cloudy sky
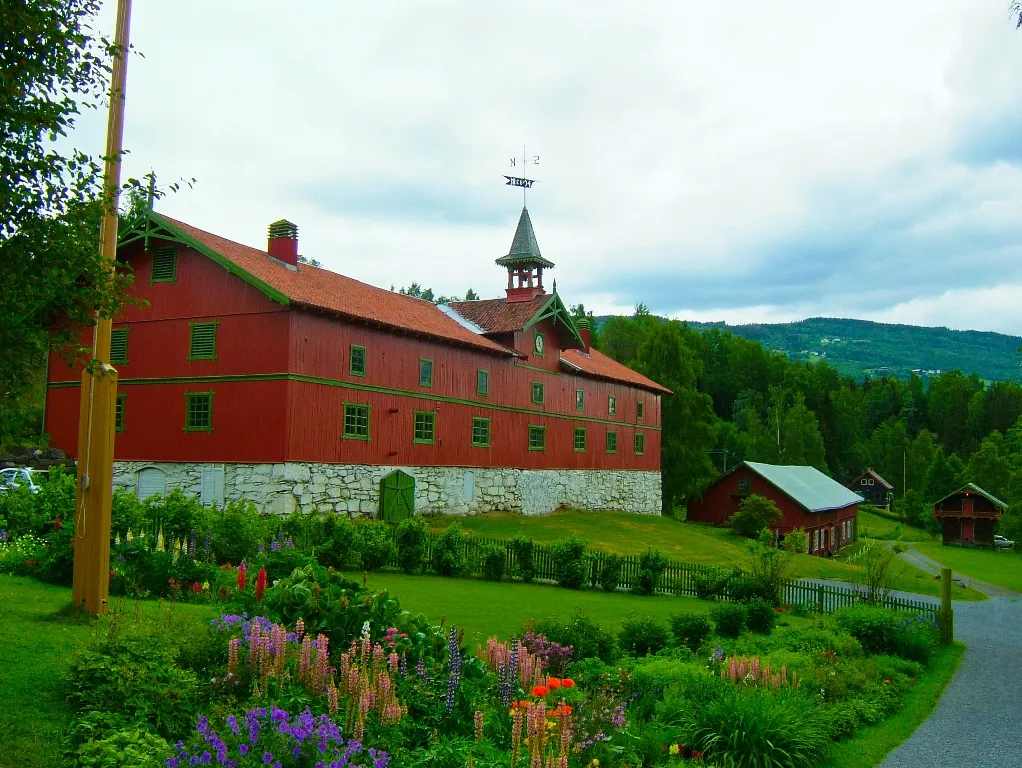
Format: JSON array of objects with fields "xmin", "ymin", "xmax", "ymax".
[{"xmin": 76, "ymin": 1, "xmax": 1022, "ymax": 335}]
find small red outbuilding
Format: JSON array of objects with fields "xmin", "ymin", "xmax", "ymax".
[
  {"xmin": 687, "ymin": 461, "xmax": 861, "ymax": 555},
  {"xmin": 932, "ymin": 484, "xmax": 1005, "ymax": 547}
]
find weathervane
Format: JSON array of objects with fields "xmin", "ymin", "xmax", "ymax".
[{"xmin": 504, "ymin": 144, "xmax": 539, "ymax": 204}]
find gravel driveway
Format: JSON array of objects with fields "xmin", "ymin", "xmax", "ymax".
[{"xmin": 879, "ymin": 547, "xmax": 1022, "ymax": 768}]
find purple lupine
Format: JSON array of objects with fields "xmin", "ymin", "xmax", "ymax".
[
  {"xmin": 445, "ymin": 627, "xmax": 461, "ymax": 713},
  {"xmin": 270, "ymin": 538, "xmax": 281, "ymax": 553},
  {"xmin": 415, "ymin": 658, "xmax": 428, "ymax": 683},
  {"xmin": 203, "ymin": 531, "xmax": 212, "ymax": 561},
  {"xmin": 399, "ymin": 654, "xmax": 408, "ymax": 677},
  {"xmin": 284, "ymin": 536, "xmax": 294, "ymax": 549}
]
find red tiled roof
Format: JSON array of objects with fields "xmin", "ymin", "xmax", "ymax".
[
  {"xmin": 561, "ymin": 348, "xmax": 672, "ymax": 395},
  {"xmin": 447, "ymin": 296, "xmax": 549, "ymax": 333},
  {"xmin": 157, "ymin": 215, "xmax": 514, "ymax": 357}
]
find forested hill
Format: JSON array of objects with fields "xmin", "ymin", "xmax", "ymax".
[{"xmin": 679, "ymin": 318, "xmax": 1022, "ymax": 383}]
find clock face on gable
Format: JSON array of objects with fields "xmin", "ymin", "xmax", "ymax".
[{"xmin": 534, "ymin": 333, "xmax": 545, "ymax": 355}]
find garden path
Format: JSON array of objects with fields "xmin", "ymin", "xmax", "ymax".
[{"xmin": 879, "ymin": 583, "xmax": 1022, "ymax": 767}]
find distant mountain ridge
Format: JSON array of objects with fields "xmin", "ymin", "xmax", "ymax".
[{"xmin": 605, "ymin": 316, "xmax": 1022, "ymax": 383}]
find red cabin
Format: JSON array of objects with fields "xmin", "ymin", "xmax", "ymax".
[
  {"xmin": 687, "ymin": 461, "xmax": 860, "ymax": 555},
  {"xmin": 846, "ymin": 468, "xmax": 894, "ymax": 509},
  {"xmin": 45, "ymin": 206, "xmax": 670, "ymax": 518},
  {"xmin": 932, "ymin": 484, "xmax": 1005, "ymax": 547}
]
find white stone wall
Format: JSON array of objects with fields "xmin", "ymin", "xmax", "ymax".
[{"xmin": 112, "ymin": 461, "xmax": 662, "ymax": 517}]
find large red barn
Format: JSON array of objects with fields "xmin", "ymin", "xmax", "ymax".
[
  {"xmin": 687, "ymin": 461, "xmax": 860, "ymax": 555},
  {"xmin": 45, "ymin": 206, "xmax": 669, "ymax": 518}
]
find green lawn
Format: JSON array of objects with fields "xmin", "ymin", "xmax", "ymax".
[
  {"xmin": 0, "ymin": 575, "xmax": 216, "ymax": 768},
  {"xmin": 913, "ymin": 542, "xmax": 1022, "ymax": 593},
  {"xmin": 825, "ymin": 641, "xmax": 966, "ymax": 768},
  {"xmin": 426, "ymin": 510, "xmax": 982, "ymax": 601},
  {"xmin": 857, "ymin": 509, "xmax": 934, "ymax": 543}
]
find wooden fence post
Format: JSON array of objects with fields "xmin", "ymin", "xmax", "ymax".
[{"xmin": 938, "ymin": 568, "xmax": 954, "ymax": 644}]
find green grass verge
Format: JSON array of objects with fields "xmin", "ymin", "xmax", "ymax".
[
  {"xmin": 353, "ymin": 570, "xmax": 823, "ymax": 643},
  {"xmin": 0, "ymin": 575, "xmax": 216, "ymax": 768},
  {"xmin": 824, "ymin": 641, "xmax": 966, "ymax": 768},
  {"xmin": 913, "ymin": 542, "xmax": 1022, "ymax": 593},
  {"xmin": 426, "ymin": 510, "xmax": 983, "ymax": 600},
  {"xmin": 857, "ymin": 509, "xmax": 934, "ymax": 543}
]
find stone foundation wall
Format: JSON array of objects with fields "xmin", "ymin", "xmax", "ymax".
[{"xmin": 112, "ymin": 461, "xmax": 662, "ymax": 517}]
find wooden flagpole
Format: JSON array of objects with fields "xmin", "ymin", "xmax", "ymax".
[{"xmin": 72, "ymin": 0, "xmax": 133, "ymax": 614}]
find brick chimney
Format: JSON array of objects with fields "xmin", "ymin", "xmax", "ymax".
[
  {"xmin": 267, "ymin": 219, "xmax": 298, "ymax": 267},
  {"xmin": 576, "ymin": 316, "xmax": 591, "ymax": 351}
]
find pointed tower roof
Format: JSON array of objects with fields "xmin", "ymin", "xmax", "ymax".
[{"xmin": 495, "ymin": 207, "xmax": 555, "ymax": 268}]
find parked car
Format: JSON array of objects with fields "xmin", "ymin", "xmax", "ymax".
[
  {"xmin": 994, "ymin": 535, "xmax": 1015, "ymax": 550},
  {"xmin": 0, "ymin": 467, "xmax": 48, "ymax": 494}
]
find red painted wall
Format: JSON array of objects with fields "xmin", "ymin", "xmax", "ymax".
[{"xmin": 687, "ymin": 465, "xmax": 858, "ymax": 554}]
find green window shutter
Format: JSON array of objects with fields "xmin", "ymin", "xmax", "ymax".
[
  {"xmin": 634, "ymin": 433, "xmax": 645, "ymax": 455},
  {"xmin": 343, "ymin": 403, "xmax": 371, "ymax": 440},
  {"xmin": 110, "ymin": 328, "xmax": 129, "ymax": 364},
  {"xmin": 472, "ymin": 417, "xmax": 491, "ymax": 447},
  {"xmin": 532, "ymin": 381, "xmax": 544, "ymax": 404},
  {"xmin": 606, "ymin": 430, "xmax": 618, "ymax": 453},
  {"xmin": 573, "ymin": 427, "xmax": 586, "ymax": 452},
  {"xmin": 528, "ymin": 425, "xmax": 546, "ymax": 451},
  {"xmin": 184, "ymin": 392, "xmax": 214, "ymax": 432},
  {"xmin": 151, "ymin": 246, "xmax": 177, "ymax": 283},
  {"xmin": 189, "ymin": 321, "xmax": 218, "ymax": 361},
  {"xmin": 350, "ymin": 345, "xmax": 366, "ymax": 376},
  {"xmin": 419, "ymin": 359, "xmax": 433, "ymax": 387},
  {"xmin": 413, "ymin": 411, "xmax": 436, "ymax": 444},
  {"xmin": 477, "ymin": 369, "xmax": 489, "ymax": 396},
  {"xmin": 115, "ymin": 394, "xmax": 127, "ymax": 432}
]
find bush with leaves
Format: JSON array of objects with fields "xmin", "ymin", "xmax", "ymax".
[
  {"xmin": 430, "ymin": 522, "xmax": 466, "ymax": 577},
  {"xmin": 634, "ymin": 547, "xmax": 668, "ymax": 595},
  {"xmin": 669, "ymin": 613, "xmax": 712, "ymax": 652},
  {"xmin": 111, "ymin": 489, "xmax": 144, "ymax": 541},
  {"xmin": 394, "ymin": 516, "xmax": 428, "ymax": 574},
  {"xmin": 711, "ymin": 603, "xmax": 747, "ymax": 638},
  {"xmin": 598, "ymin": 553, "xmax": 622, "ymax": 592},
  {"xmin": 357, "ymin": 521, "xmax": 397, "ymax": 571},
  {"xmin": 480, "ymin": 543, "xmax": 506, "ymax": 581},
  {"xmin": 551, "ymin": 535, "xmax": 588, "ymax": 589},
  {"xmin": 210, "ymin": 500, "xmax": 262, "ymax": 565},
  {"xmin": 833, "ymin": 604, "xmax": 937, "ymax": 663},
  {"xmin": 693, "ymin": 570, "xmax": 732, "ymax": 600},
  {"xmin": 533, "ymin": 614, "xmax": 618, "ymax": 663},
  {"xmin": 74, "ymin": 725, "xmax": 173, "ymax": 768},
  {"xmin": 318, "ymin": 515, "xmax": 360, "ymax": 569},
  {"xmin": 746, "ymin": 599, "xmax": 778, "ymax": 635},
  {"xmin": 619, "ymin": 616, "xmax": 671, "ymax": 657},
  {"xmin": 510, "ymin": 536, "xmax": 535, "ymax": 582},
  {"xmin": 729, "ymin": 494, "xmax": 783, "ymax": 539}
]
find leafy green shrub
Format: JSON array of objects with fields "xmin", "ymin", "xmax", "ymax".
[
  {"xmin": 619, "ymin": 616, "xmax": 670, "ymax": 657},
  {"xmin": 255, "ymin": 545, "xmax": 316, "ymax": 584},
  {"xmin": 746, "ymin": 599, "xmax": 777, "ymax": 635},
  {"xmin": 318, "ymin": 516, "xmax": 360, "ymax": 569},
  {"xmin": 681, "ymin": 688, "xmax": 831, "ymax": 768},
  {"xmin": 729, "ymin": 494, "xmax": 783, "ymax": 539},
  {"xmin": 834, "ymin": 605, "xmax": 937, "ymax": 662},
  {"xmin": 790, "ymin": 601, "xmax": 814, "ymax": 617},
  {"xmin": 669, "ymin": 613, "xmax": 712, "ymax": 652},
  {"xmin": 111, "ymin": 489, "xmax": 144, "ymax": 541},
  {"xmin": 211, "ymin": 499, "xmax": 262, "ymax": 565},
  {"xmin": 75, "ymin": 725, "xmax": 172, "ymax": 768},
  {"xmin": 394, "ymin": 516, "xmax": 428, "ymax": 574},
  {"xmin": 533, "ymin": 614, "xmax": 618, "ymax": 663},
  {"xmin": 634, "ymin": 547, "xmax": 668, "ymax": 595},
  {"xmin": 510, "ymin": 536, "xmax": 535, "ymax": 582},
  {"xmin": 430, "ymin": 522, "xmax": 466, "ymax": 576},
  {"xmin": 480, "ymin": 543, "xmax": 506, "ymax": 581},
  {"xmin": 356, "ymin": 521, "xmax": 397, "ymax": 571},
  {"xmin": 693, "ymin": 570, "xmax": 731, "ymax": 600},
  {"xmin": 727, "ymin": 575, "xmax": 776, "ymax": 604},
  {"xmin": 767, "ymin": 627, "xmax": 863, "ymax": 657},
  {"xmin": 598, "ymin": 553, "xmax": 622, "ymax": 592},
  {"xmin": 551, "ymin": 535, "xmax": 588, "ymax": 589},
  {"xmin": 711, "ymin": 603, "xmax": 747, "ymax": 638},
  {"xmin": 142, "ymin": 489, "xmax": 204, "ymax": 549},
  {"xmin": 0, "ymin": 484, "xmax": 41, "ymax": 536}
]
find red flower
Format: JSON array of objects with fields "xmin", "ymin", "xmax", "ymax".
[
  {"xmin": 547, "ymin": 677, "xmax": 561, "ymax": 690},
  {"xmin": 561, "ymin": 678, "xmax": 575, "ymax": 689},
  {"xmin": 255, "ymin": 566, "xmax": 267, "ymax": 601},
  {"xmin": 237, "ymin": 562, "xmax": 247, "ymax": 591},
  {"xmin": 692, "ymin": 751, "xmax": 703, "ymax": 760},
  {"xmin": 531, "ymin": 685, "xmax": 549, "ymax": 697},
  {"xmin": 52, "ymin": 517, "xmax": 62, "ymax": 532}
]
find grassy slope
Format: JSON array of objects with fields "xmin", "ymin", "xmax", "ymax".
[
  {"xmin": 825, "ymin": 642, "xmax": 966, "ymax": 768},
  {"xmin": 0, "ymin": 575, "xmax": 216, "ymax": 768},
  {"xmin": 913, "ymin": 543, "xmax": 1022, "ymax": 593},
  {"xmin": 857, "ymin": 509, "xmax": 934, "ymax": 542},
  {"xmin": 426, "ymin": 510, "xmax": 983, "ymax": 600}
]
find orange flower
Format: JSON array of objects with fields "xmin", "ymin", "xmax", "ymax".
[
  {"xmin": 547, "ymin": 677, "xmax": 561, "ymax": 690},
  {"xmin": 519, "ymin": 700, "xmax": 530, "ymax": 708},
  {"xmin": 532, "ymin": 685, "xmax": 549, "ymax": 697},
  {"xmin": 561, "ymin": 678, "xmax": 575, "ymax": 689},
  {"xmin": 560, "ymin": 705, "xmax": 573, "ymax": 714}
]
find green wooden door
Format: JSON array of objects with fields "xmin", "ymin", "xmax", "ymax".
[{"xmin": 380, "ymin": 470, "xmax": 415, "ymax": 522}]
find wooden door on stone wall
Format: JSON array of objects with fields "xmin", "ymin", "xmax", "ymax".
[{"xmin": 380, "ymin": 470, "xmax": 414, "ymax": 522}]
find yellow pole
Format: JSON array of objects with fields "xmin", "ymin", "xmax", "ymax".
[{"xmin": 72, "ymin": 0, "xmax": 133, "ymax": 614}]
